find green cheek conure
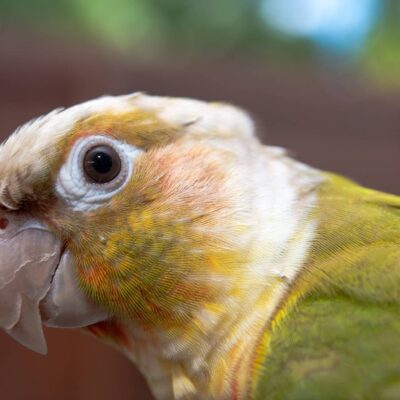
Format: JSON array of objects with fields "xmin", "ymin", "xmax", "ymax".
[{"xmin": 0, "ymin": 93, "xmax": 398, "ymax": 400}]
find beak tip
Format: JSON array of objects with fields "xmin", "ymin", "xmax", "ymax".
[
  {"xmin": 5, "ymin": 326, "xmax": 48, "ymax": 355},
  {"xmin": 35, "ymin": 346, "xmax": 48, "ymax": 356},
  {"xmin": 26, "ymin": 339, "xmax": 48, "ymax": 356}
]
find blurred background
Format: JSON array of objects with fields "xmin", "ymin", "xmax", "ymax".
[{"xmin": 0, "ymin": 0, "xmax": 399, "ymax": 399}]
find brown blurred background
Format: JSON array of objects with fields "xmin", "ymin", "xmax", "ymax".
[{"xmin": 0, "ymin": 1, "xmax": 399, "ymax": 399}]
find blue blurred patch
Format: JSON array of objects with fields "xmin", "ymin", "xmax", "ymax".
[{"xmin": 261, "ymin": 0, "xmax": 382, "ymax": 54}]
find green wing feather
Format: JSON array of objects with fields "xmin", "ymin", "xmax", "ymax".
[{"xmin": 255, "ymin": 174, "xmax": 400, "ymax": 400}]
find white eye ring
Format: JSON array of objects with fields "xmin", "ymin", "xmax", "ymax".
[{"xmin": 56, "ymin": 135, "xmax": 142, "ymax": 211}]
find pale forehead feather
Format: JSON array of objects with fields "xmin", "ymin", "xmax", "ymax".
[{"xmin": 0, "ymin": 93, "xmax": 254, "ymax": 209}]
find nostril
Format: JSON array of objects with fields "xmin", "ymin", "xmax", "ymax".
[{"xmin": 0, "ymin": 218, "xmax": 9, "ymax": 230}]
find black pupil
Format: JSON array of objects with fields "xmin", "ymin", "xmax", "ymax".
[
  {"xmin": 84, "ymin": 145, "xmax": 121, "ymax": 183},
  {"xmin": 91, "ymin": 151, "xmax": 113, "ymax": 174}
]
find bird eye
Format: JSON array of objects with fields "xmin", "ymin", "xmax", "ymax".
[
  {"xmin": 83, "ymin": 145, "xmax": 122, "ymax": 184},
  {"xmin": 57, "ymin": 135, "xmax": 142, "ymax": 211}
]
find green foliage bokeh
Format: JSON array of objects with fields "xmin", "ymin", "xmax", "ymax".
[{"xmin": 0, "ymin": 0, "xmax": 399, "ymax": 86}]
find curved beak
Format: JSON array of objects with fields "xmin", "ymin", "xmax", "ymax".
[{"xmin": 0, "ymin": 210, "xmax": 108, "ymax": 354}]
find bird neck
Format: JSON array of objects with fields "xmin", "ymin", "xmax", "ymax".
[
  {"xmin": 90, "ymin": 239, "xmax": 319, "ymax": 397},
  {"xmin": 88, "ymin": 151, "xmax": 324, "ymax": 400},
  {"xmin": 125, "ymin": 277, "xmax": 291, "ymax": 399},
  {"xmin": 88, "ymin": 260, "xmax": 310, "ymax": 400}
]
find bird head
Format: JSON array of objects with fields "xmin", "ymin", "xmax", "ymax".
[{"xmin": 0, "ymin": 93, "xmax": 320, "ymax": 398}]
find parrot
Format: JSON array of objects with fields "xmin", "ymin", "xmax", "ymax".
[{"xmin": 0, "ymin": 92, "xmax": 399, "ymax": 400}]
